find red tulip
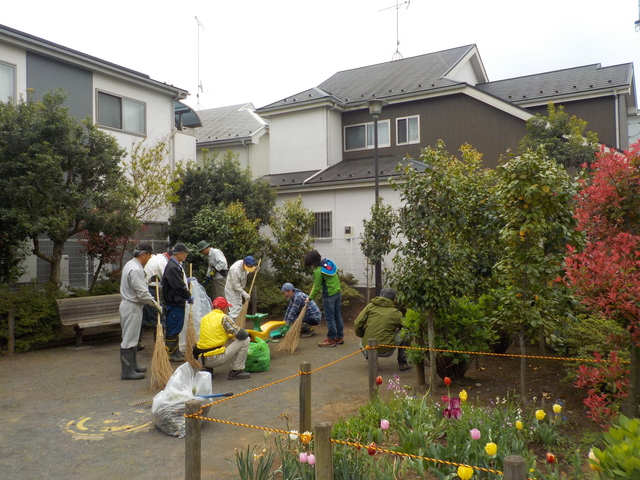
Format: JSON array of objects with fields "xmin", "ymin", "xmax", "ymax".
[
  {"xmin": 367, "ymin": 442, "xmax": 377, "ymax": 455},
  {"xmin": 444, "ymin": 377, "xmax": 452, "ymax": 386},
  {"xmin": 375, "ymin": 376, "xmax": 383, "ymax": 385},
  {"xmin": 441, "ymin": 395, "xmax": 450, "ymax": 403},
  {"xmin": 546, "ymin": 452, "xmax": 556, "ymax": 464}
]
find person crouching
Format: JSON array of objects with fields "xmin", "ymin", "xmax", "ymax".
[{"xmin": 195, "ymin": 297, "xmax": 251, "ymax": 380}]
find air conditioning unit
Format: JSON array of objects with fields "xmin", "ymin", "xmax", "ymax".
[{"xmin": 344, "ymin": 225, "xmax": 354, "ymax": 238}]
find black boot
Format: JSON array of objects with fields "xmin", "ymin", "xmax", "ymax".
[
  {"xmin": 398, "ymin": 347, "xmax": 411, "ymax": 371},
  {"xmin": 228, "ymin": 369, "xmax": 251, "ymax": 380},
  {"xmin": 121, "ymin": 348, "xmax": 145, "ymax": 380},
  {"xmin": 133, "ymin": 347, "xmax": 147, "ymax": 373},
  {"xmin": 165, "ymin": 335, "xmax": 185, "ymax": 362}
]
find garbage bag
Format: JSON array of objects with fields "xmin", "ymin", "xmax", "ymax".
[
  {"xmin": 244, "ymin": 337, "xmax": 270, "ymax": 372},
  {"xmin": 151, "ymin": 363, "xmax": 213, "ymax": 438},
  {"xmin": 179, "ymin": 279, "xmax": 212, "ymax": 352}
]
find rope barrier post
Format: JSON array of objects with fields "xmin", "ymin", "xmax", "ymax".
[
  {"xmin": 185, "ymin": 399, "xmax": 202, "ymax": 480},
  {"xmin": 367, "ymin": 338, "xmax": 379, "ymax": 401},
  {"xmin": 503, "ymin": 455, "xmax": 526, "ymax": 480},
  {"xmin": 314, "ymin": 422, "xmax": 333, "ymax": 480},
  {"xmin": 299, "ymin": 362, "xmax": 311, "ymax": 434}
]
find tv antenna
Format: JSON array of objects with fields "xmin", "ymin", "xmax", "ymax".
[
  {"xmin": 379, "ymin": 0, "xmax": 410, "ymax": 61},
  {"xmin": 195, "ymin": 16, "xmax": 205, "ymax": 110}
]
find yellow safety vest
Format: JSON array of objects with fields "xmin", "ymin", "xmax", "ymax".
[{"xmin": 197, "ymin": 309, "xmax": 229, "ymax": 357}]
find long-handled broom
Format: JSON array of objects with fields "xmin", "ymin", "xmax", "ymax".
[
  {"xmin": 150, "ymin": 275, "xmax": 173, "ymax": 391},
  {"xmin": 275, "ymin": 303, "xmax": 308, "ymax": 354},
  {"xmin": 184, "ymin": 264, "xmax": 202, "ymax": 370},
  {"xmin": 234, "ymin": 258, "xmax": 261, "ymax": 328}
]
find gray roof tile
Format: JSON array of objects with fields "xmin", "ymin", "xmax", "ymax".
[
  {"xmin": 194, "ymin": 103, "xmax": 266, "ymax": 144},
  {"xmin": 476, "ymin": 63, "xmax": 632, "ymax": 104}
]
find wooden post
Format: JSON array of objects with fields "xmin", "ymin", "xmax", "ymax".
[
  {"xmin": 367, "ymin": 338, "xmax": 379, "ymax": 400},
  {"xmin": 503, "ymin": 455, "xmax": 526, "ymax": 480},
  {"xmin": 299, "ymin": 362, "xmax": 311, "ymax": 434},
  {"xmin": 185, "ymin": 399, "xmax": 202, "ymax": 480},
  {"xmin": 251, "ymin": 286, "xmax": 257, "ymax": 315},
  {"xmin": 8, "ymin": 307, "xmax": 15, "ymax": 355},
  {"xmin": 314, "ymin": 422, "xmax": 333, "ymax": 480},
  {"xmin": 427, "ymin": 312, "xmax": 437, "ymax": 394}
]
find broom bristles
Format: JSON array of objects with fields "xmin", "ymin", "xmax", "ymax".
[
  {"xmin": 276, "ymin": 305, "xmax": 307, "ymax": 354},
  {"xmin": 235, "ymin": 300, "xmax": 249, "ymax": 328},
  {"xmin": 185, "ymin": 306, "xmax": 202, "ymax": 370},
  {"xmin": 150, "ymin": 319, "xmax": 172, "ymax": 390}
]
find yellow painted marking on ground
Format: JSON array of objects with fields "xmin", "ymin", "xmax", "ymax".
[
  {"xmin": 75, "ymin": 417, "xmax": 91, "ymax": 431},
  {"xmin": 103, "ymin": 420, "xmax": 119, "ymax": 424}
]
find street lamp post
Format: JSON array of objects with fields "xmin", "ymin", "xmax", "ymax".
[{"xmin": 368, "ymin": 100, "xmax": 384, "ymax": 297}]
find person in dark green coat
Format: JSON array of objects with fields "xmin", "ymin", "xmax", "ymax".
[{"xmin": 354, "ymin": 288, "xmax": 410, "ymax": 371}]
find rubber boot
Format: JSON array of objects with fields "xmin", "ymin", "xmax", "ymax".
[
  {"xmin": 133, "ymin": 347, "xmax": 147, "ymax": 373},
  {"xmin": 165, "ymin": 335, "xmax": 185, "ymax": 362},
  {"xmin": 398, "ymin": 346, "xmax": 411, "ymax": 371},
  {"xmin": 121, "ymin": 348, "xmax": 145, "ymax": 380}
]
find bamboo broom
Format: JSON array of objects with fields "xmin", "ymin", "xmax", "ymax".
[
  {"xmin": 234, "ymin": 258, "xmax": 261, "ymax": 328},
  {"xmin": 184, "ymin": 264, "xmax": 202, "ymax": 370},
  {"xmin": 150, "ymin": 275, "xmax": 172, "ymax": 391},
  {"xmin": 275, "ymin": 304, "xmax": 308, "ymax": 354}
]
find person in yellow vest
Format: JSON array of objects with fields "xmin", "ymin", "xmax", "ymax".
[{"xmin": 194, "ymin": 296, "xmax": 251, "ymax": 380}]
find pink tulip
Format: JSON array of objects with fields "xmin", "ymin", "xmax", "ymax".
[
  {"xmin": 441, "ymin": 395, "xmax": 450, "ymax": 403},
  {"xmin": 380, "ymin": 419, "xmax": 390, "ymax": 430},
  {"xmin": 470, "ymin": 428, "xmax": 481, "ymax": 440},
  {"xmin": 307, "ymin": 454, "xmax": 316, "ymax": 465},
  {"xmin": 299, "ymin": 452, "xmax": 308, "ymax": 463}
]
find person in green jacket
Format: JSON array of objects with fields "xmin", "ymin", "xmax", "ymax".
[
  {"xmin": 354, "ymin": 288, "xmax": 410, "ymax": 371},
  {"xmin": 304, "ymin": 249, "xmax": 343, "ymax": 347}
]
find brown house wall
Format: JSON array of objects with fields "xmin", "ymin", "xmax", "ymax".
[
  {"xmin": 342, "ymin": 94, "xmax": 528, "ymax": 169},
  {"xmin": 526, "ymin": 97, "xmax": 618, "ymax": 148}
]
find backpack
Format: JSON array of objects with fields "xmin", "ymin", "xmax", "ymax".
[{"xmin": 320, "ymin": 259, "xmax": 338, "ymax": 276}]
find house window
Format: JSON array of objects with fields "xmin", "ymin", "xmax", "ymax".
[
  {"xmin": 97, "ymin": 91, "xmax": 146, "ymax": 135},
  {"xmin": 344, "ymin": 120, "xmax": 390, "ymax": 151},
  {"xmin": 397, "ymin": 115, "xmax": 420, "ymax": 145},
  {"xmin": 311, "ymin": 212, "xmax": 332, "ymax": 239},
  {"xmin": 0, "ymin": 62, "xmax": 15, "ymax": 103}
]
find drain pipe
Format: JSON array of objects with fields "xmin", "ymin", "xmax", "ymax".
[{"xmin": 614, "ymin": 89, "xmax": 620, "ymax": 149}]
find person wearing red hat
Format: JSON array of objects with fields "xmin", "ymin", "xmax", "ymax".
[{"xmin": 194, "ymin": 296, "xmax": 251, "ymax": 380}]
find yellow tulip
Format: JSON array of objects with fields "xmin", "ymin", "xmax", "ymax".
[
  {"xmin": 515, "ymin": 420, "xmax": 523, "ymax": 430},
  {"xmin": 457, "ymin": 465, "xmax": 474, "ymax": 480},
  {"xmin": 484, "ymin": 442, "xmax": 497, "ymax": 456},
  {"xmin": 588, "ymin": 448, "xmax": 601, "ymax": 471},
  {"xmin": 535, "ymin": 409, "xmax": 546, "ymax": 421},
  {"xmin": 552, "ymin": 404, "xmax": 562, "ymax": 414},
  {"xmin": 460, "ymin": 390, "xmax": 468, "ymax": 402}
]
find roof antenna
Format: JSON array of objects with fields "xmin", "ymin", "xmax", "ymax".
[
  {"xmin": 195, "ymin": 16, "xmax": 205, "ymax": 110},
  {"xmin": 379, "ymin": 0, "xmax": 410, "ymax": 61},
  {"xmin": 635, "ymin": 0, "xmax": 640, "ymax": 31}
]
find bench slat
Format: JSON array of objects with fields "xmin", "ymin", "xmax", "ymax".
[{"xmin": 56, "ymin": 294, "xmax": 123, "ymax": 345}]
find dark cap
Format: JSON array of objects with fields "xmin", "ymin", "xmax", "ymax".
[
  {"xmin": 136, "ymin": 242, "xmax": 154, "ymax": 254},
  {"xmin": 172, "ymin": 243, "xmax": 191, "ymax": 254},
  {"xmin": 243, "ymin": 256, "xmax": 257, "ymax": 267},
  {"xmin": 281, "ymin": 283, "xmax": 295, "ymax": 292},
  {"xmin": 196, "ymin": 240, "xmax": 210, "ymax": 252}
]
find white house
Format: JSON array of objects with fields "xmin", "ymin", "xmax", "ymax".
[{"xmin": 0, "ymin": 24, "xmax": 200, "ymax": 287}]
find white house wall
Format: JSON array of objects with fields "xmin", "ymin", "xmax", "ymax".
[
  {"xmin": 276, "ymin": 183, "xmax": 403, "ymax": 287},
  {"xmin": 270, "ymin": 108, "xmax": 332, "ymax": 174},
  {"xmin": 0, "ymin": 42, "xmax": 26, "ymax": 99}
]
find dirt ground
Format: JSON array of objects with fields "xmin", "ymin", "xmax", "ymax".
[{"xmin": 0, "ymin": 306, "xmax": 598, "ymax": 480}]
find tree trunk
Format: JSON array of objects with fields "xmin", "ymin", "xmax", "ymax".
[
  {"xmin": 90, "ymin": 257, "xmax": 105, "ymax": 293},
  {"xmin": 32, "ymin": 237, "xmax": 64, "ymax": 287},
  {"xmin": 622, "ymin": 343, "xmax": 640, "ymax": 418},
  {"xmin": 427, "ymin": 311, "xmax": 437, "ymax": 395},
  {"xmin": 520, "ymin": 323, "xmax": 526, "ymax": 399}
]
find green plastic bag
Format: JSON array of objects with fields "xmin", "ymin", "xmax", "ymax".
[{"xmin": 244, "ymin": 337, "xmax": 270, "ymax": 372}]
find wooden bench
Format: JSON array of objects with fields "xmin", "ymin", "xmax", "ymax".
[{"xmin": 56, "ymin": 294, "xmax": 122, "ymax": 347}]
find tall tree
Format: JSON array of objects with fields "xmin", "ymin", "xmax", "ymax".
[
  {"xmin": 0, "ymin": 90, "xmax": 136, "ymax": 286},
  {"xmin": 360, "ymin": 198, "xmax": 397, "ymax": 299},
  {"xmin": 266, "ymin": 196, "xmax": 316, "ymax": 285},
  {"xmin": 564, "ymin": 143, "xmax": 640, "ymax": 418},
  {"xmin": 519, "ymin": 103, "xmax": 599, "ymax": 170},
  {"xmin": 494, "ymin": 150, "xmax": 580, "ymax": 396},
  {"xmin": 168, "ymin": 149, "xmax": 276, "ymax": 243}
]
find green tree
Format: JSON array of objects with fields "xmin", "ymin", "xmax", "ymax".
[
  {"xmin": 519, "ymin": 103, "xmax": 599, "ymax": 170},
  {"xmin": 360, "ymin": 198, "xmax": 397, "ymax": 298},
  {"xmin": 0, "ymin": 90, "xmax": 137, "ymax": 286},
  {"xmin": 190, "ymin": 201, "xmax": 262, "ymax": 267},
  {"xmin": 494, "ymin": 150, "xmax": 580, "ymax": 396},
  {"xmin": 266, "ymin": 196, "xmax": 315, "ymax": 285},
  {"xmin": 168, "ymin": 150, "xmax": 276, "ymax": 243},
  {"xmin": 388, "ymin": 141, "xmax": 496, "ymax": 388}
]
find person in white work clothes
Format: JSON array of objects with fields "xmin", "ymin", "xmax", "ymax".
[{"xmin": 224, "ymin": 256, "xmax": 258, "ymax": 320}]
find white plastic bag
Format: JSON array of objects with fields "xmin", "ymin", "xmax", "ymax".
[
  {"xmin": 179, "ymin": 279, "xmax": 212, "ymax": 352},
  {"xmin": 151, "ymin": 363, "xmax": 213, "ymax": 438}
]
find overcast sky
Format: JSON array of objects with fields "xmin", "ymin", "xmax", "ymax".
[{"xmin": 3, "ymin": 0, "xmax": 640, "ymax": 111}]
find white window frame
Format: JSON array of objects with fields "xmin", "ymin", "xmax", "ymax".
[
  {"xmin": 396, "ymin": 115, "xmax": 420, "ymax": 145},
  {"xmin": 96, "ymin": 90, "xmax": 146, "ymax": 136},
  {"xmin": 344, "ymin": 120, "xmax": 390, "ymax": 151},
  {"xmin": 310, "ymin": 211, "xmax": 332, "ymax": 239},
  {"xmin": 0, "ymin": 61, "xmax": 16, "ymax": 104}
]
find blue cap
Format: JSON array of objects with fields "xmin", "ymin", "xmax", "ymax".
[
  {"xmin": 281, "ymin": 283, "xmax": 294, "ymax": 292},
  {"xmin": 244, "ymin": 256, "xmax": 257, "ymax": 266}
]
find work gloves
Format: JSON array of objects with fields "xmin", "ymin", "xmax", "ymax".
[
  {"xmin": 187, "ymin": 296, "xmax": 195, "ymax": 305},
  {"xmin": 153, "ymin": 302, "xmax": 163, "ymax": 315},
  {"xmin": 242, "ymin": 291, "xmax": 251, "ymax": 302},
  {"xmin": 235, "ymin": 328, "xmax": 249, "ymax": 341}
]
